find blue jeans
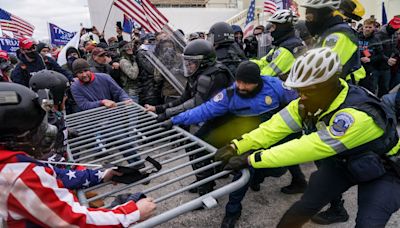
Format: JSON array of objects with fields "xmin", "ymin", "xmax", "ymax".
[{"xmin": 225, "ymin": 167, "xmax": 287, "ymax": 215}]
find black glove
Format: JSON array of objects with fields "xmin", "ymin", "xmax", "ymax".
[
  {"xmin": 214, "ymin": 144, "xmax": 238, "ymax": 164},
  {"xmin": 223, "ymin": 152, "xmax": 251, "ymax": 171},
  {"xmin": 68, "ymin": 128, "xmax": 80, "ymax": 139},
  {"xmin": 156, "ymin": 113, "xmax": 168, "ymax": 122},
  {"xmin": 160, "ymin": 119, "xmax": 173, "ymax": 130},
  {"xmin": 155, "ymin": 104, "xmax": 167, "ymax": 114},
  {"xmin": 110, "ymin": 192, "xmax": 147, "ymax": 207}
]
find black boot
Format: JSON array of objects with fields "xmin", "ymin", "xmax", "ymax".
[
  {"xmin": 280, "ymin": 178, "xmax": 307, "ymax": 194},
  {"xmin": 221, "ymin": 211, "xmax": 241, "ymax": 228},
  {"xmin": 311, "ymin": 200, "xmax": 349, "ymax": 225}
]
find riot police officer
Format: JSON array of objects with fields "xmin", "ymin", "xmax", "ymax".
[{"xmin": 207, "ymin": 22, "xmax": 247, "ymax": 75}]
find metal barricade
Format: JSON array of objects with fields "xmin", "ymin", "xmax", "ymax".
[{"xmin": 66, "ymin": 102, "xmax": 250, "ymax": 227}]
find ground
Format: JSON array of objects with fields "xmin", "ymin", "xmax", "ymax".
[{"xmin": 157, "ymin": 162, "xmax": 400, "ymax": 228}]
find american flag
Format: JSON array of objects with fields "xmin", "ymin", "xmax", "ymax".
[
  {"xmin": 264, "ymin": 0, "xmax": 278, "ymax": 14},
  {"xmin": 0, "ymin": 8, "xmax": 34, "ymax": 39},
  {"xmin": 113, "ymin": 0, "xmax": 169, "ymax": 33},
  {"xmin": 243, "ymin": 0, "xmax": 256, "ymax": 38}
]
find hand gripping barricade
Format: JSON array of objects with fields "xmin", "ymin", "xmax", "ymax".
[{"xmin": 65, "ymin": 102, "xmax": 250, "ymax": 227}]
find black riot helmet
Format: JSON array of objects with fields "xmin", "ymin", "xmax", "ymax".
[
  {"xmin": 182, "ymin": 39, "xmax": 216, "ymax": 77},
  {"xmin": 0, "ymin": 83, "xmax": 58, "ymax": 156},
  {"xmin": 207, "ymin": 22, "xmax": 235, "ymax": 46},
  {"xmin": 29, "ymin": 70, "xmax": 69, "ymax": 106}
]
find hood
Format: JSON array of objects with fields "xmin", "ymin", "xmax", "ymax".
[{"xmin": 65, "ymin": 46, "xmax": 81, "ymax": 59}]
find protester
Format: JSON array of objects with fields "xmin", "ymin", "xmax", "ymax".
[
  {"xmin": 0, "ymin": 50, "xmax": 13, "ymax": 82},
  {"xmin": 118, "ymin": 40, "xmax": 140, "ymax": 102},
  {"xmin": 89, "ymin": 47, "xmax": 122, "ymax": 86},
  {"xmin": 0, "ymin": 82, "xmax": 156, "ymax": 227},
  {"xmin": 358, "ymin": 19, "xmax": 386, "ymax": 95}
]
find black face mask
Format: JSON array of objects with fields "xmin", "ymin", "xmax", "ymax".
[
  {"xmin": 25, "ymin": 51, "xmax": 37, "ymax": 59},
  {"xmin": 305, "ymin": 8, "xmax": 333, "ymax": 36}
]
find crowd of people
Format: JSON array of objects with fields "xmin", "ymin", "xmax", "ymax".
[{"xmin": 1, "ymin": 0, "xmax": 400, "ymax": 227}]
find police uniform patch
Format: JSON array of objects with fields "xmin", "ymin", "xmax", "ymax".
[
  {"xmin": 325, "ymin": 35, "xmax": 339, "ymax": 47},
  {"xmin": 330, "ymin": 112, "xmax": 354, "ymax": 136},
  {"xmin": 213, "ymin": 92, "xmax": 224, "ymax": 102},
  {"xmin": 265, "ymin": 96, "xmax": 272, "ymax": 105}
]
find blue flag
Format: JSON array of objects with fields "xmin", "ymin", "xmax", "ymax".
[
  {"xmin": 0, "ymin": 37, "xmax": 19, "ymax": 54},
  {"xmin": 48, "ymin": 22, "xmax": 76, "ymax": 46},
  {"xmin": 382, "ymin": 1, "xmax": 388, "ymax": 25},
  {"xmin": 123, "ymin": 14, "xmax": 134, "ymax": 34}
]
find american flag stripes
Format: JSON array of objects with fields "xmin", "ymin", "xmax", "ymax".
[
  {"xmin": 0, "ymin": 149, "xmax": 141, "ymax": 227},
  {"xmin": 113, "ymin": 0, "xmax": 169, "ymax": 33},
  {"xmin": 0, "ymin": 8, "xmax": 34, "ymax": 39},
  {"xmin": 243, "ymin": 0, "xmax": 256, "ymax": 38},
  {"xmin": 264, "ymin": 0, "xmax": 278, "ymax": 14}
]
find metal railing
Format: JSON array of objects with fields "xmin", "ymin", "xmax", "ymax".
[{"xmin": 66, "ymin": 102, "xmax": 250, "ymax": 227}]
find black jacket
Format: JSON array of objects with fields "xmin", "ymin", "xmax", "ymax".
[{"xmin": 358, "ymin": 32, "xmax": 385, "ymax": 72}]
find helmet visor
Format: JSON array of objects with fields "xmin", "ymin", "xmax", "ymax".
[{"xmin": 183, "ymin": 55, "xmax": 203, "ymax": 77}]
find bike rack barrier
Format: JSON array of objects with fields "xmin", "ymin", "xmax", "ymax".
[{"xmin": 66, "ymin": 102, "xmax": 250, "ymax": 227}]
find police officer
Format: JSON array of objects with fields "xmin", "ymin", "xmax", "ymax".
[
  {"xmin": 252, "ymin": 10, "xmax": 305, "ymax": 79},
  {"xmin": 162, "ymin": 61, "xmax": 300, "ymax": 227},
  {"xmin": 145, "ymin": 39, "xmax": 233, "ymax": 122},
  {"xmin": 0, "ymin": 83, "xmax": 156, "ymax": 226},
  {"xmin": 207, "ymin": 22, "xmax": 247, "ymax": 75},
  {"xmin": 215, "ymin": 47, "xmax": 400, "ymax": 228},
  {"xmin": 302, "ymin": 0, "xmax": 366, "ymax": 84}
]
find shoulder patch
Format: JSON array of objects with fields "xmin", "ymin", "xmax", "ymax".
[
  {"xmin": 265, "ymin": 96, "xmax": 273, "ymax": 105},
  {"xmin": 213, "ymin": 92, "xmax": 224, "ymax": 102},
  {"xmin": 330, "ymin": 112, "xmax": 354, "ymax": 136},
  {"xmin": 324, "ymin": 34, "xmax": 339, "ymax": 47}
]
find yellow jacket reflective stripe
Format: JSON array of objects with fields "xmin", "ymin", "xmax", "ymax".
[
  {"xmin": 322, "ymin": 32, "xmax": 366, "ymax": 82},
  {"xmin": 251, "ymin": 47, "xmax": 296, "ymax": 76},
  {"xmin": 234, "ymin": 79, "xmax": 384, "ymax": 168}
]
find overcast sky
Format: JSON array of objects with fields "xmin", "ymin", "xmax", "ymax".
[{"xmin": 1, "ymin": 0, "xmax": 92, "ymax": 40}]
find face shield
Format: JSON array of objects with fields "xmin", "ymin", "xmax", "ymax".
[
  {"xmin": 257, "ymin": 33, "xmax": 273, "ymax": 59},
  {"xmin": 206, "ymin": 33, "xmax": 214, "ymax": 46},
  {"xmin": 183, "ymin": 55, "xmax": 203, "ymax": 77}
]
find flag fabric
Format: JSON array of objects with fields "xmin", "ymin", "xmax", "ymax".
[
  {"xmin": 57, "ymin": 32, "xmax": 80, "ymax": 66},
  {"xmin": 264, "ymin": 0, "xmax": 278, "ymax": 14},
  {"xmin": 48, "ymin": 22, "xmax": 75, "ymax": 46},
  {"xmin": 243, "ymin": 0, "xmax": 256, "ymax": 38},
  {"xmin": 382, "ymin": 1, "xmax": 388, "ymax": 25},
  {"xmin": 113, "ymin": 0, "xmax": 169, "ymax": 33},
  {"xmin": 0, "ymin": 8, "xmax": 34, "ymax": 39},
  {"xmin": 123, "ymin": 14, "xmax": 134, "ymax": 33}
]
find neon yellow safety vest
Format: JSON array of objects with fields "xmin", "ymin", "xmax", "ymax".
[{"xmin": 232, "ymin": 79, "xmax": 387, "ymax": 168}]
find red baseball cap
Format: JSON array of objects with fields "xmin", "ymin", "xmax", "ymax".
[
  {"xmin": 0, "ymin": 50, "xmax": 9, "ymax": 61},
  {"xmin": 18, "ymin": 37, "xmax": 35, "ymax": 50},
  {"xmin": 389, "ymin": 15, "xmax": 400, "ymax": 30}
]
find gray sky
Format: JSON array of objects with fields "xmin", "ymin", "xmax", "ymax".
[{"xmin": 1, "ymin": 0, "xmax": 92, "ymax": 40}]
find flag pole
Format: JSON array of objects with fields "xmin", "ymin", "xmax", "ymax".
[{"xmin": 102, "ymin": 0, "xmax": 115, "ymax": 33}]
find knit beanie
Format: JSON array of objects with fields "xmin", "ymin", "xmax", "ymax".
[
  {"xmin": 72, "ymin": 58, "xmax": 90, "ymax": 74},
  {"xmin": 235, "ymin": 61, "xmax": 261, "ymax": 84}
]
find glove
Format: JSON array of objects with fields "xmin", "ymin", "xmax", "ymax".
[
  {"xmin": 223, "ymin": 152, "xmax": 251, "ymax": 171},
  {"xmin": 110, "ymin": 192, "xmax": 147, "ymax": 207},
  {"xmin": 156, "ymin": 113, "xmax": 168, "ymax": 122},
  {"xmin": 155, "ymin": 104, "xmax": 167, "ymax": 114},
  {"xmin": 160, "ymin": 119, "xmax": 173, "ymax": 130},
  {"xmin": 214, "ymin": 144, "xmax": 238, "ymax": 164}
]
